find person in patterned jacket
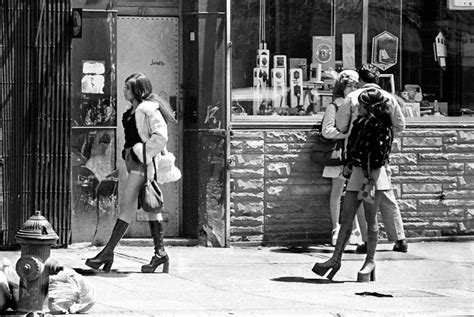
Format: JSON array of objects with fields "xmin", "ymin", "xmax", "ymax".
[{"xmin": 312, "ymin": 88, "xmax": 396, "ymax": 283}]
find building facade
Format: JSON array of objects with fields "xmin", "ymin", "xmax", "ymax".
[{"xmin": 1, "ymin": 0, "xmax": 473, "ymax": 247}]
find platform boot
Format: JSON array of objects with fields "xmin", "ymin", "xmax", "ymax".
[
  {"xmin": 85, "ymin": 219, "xmax": 129, "ymax": 272},
  {"xmin": 312, "ymin": 225, "xmax": 352, "ymax": 280},
  {"xmin": 141, "ymin": 221, "xmax": 169, "ymax": 273},
  {"xmin": 357, "ymin": 229, "xmax": 378, "ymax": 282}
]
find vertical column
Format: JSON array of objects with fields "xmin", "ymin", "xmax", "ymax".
[{"xmin": 183, "ymin": 0, "xmax": 227, "ymax": 246}]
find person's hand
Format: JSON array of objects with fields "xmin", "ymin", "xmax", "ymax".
[
  {"xmin": 130, "ymin": 150, "xmax": 140, "ymax": 163},
  {"xmin": 342, "ymin": 165, "xmax": 352, "ymax": 179},
  {"xmin": 362, "ymin": 168, "xmax": 370, "ymax": 179}
]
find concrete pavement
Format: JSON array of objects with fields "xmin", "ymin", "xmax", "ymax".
[{"xmin": 1, "ymin": 240, "xmax": 473, "ymax": 316}]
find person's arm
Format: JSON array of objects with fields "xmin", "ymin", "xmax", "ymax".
[
  {"xmin": 321, "ymin": 104, "xmax": 347, "ymax": 140},
  {"xmin": 133, "ymin": 102, "xmax": 168, "ymax": 164},
  {"xmin": 335, "ymin": 96, "xmax": 352, "ymax": 134},
  {"xmin": 381, "ymin": 92, "xmax": 406, "ymax": 136},
  {"xmin": 391, "ymin": 100, "xmax": 406, "ymax": 136}
]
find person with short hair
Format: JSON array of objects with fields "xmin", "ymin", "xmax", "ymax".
[{"xmin": 337, "ymin": 63, "xmax": 408, "ymax": 254}]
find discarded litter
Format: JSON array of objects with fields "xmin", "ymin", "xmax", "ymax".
[
  {"xmin": 49, "ymin": 266, "xmax": 96, "ymax": 314},
  {"xmin": 355, "ymin": 291, "xmax": 393, "ymax": 298},
  {"xmin": 0, "ymin": 258, "xmax": 19, "ymax": 312}
]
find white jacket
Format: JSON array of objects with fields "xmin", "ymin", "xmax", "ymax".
[
  {"xmin": 132, "ymin": 100, "xmax": 168, "ymax": 179},
  {"xmin": 336, "ymin": 83, "xmax": 406, "ymax": 136}
]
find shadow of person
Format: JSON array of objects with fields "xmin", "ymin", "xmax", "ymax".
[
  {"xmin": 270, "ymin": 246, "xmax": 357, "ymax": 255},
  {"xmin": 271, "ymin": 276, "xmax": 344, "ymax": 284},
  {"xmin": 72, "ymin": 268, "xmax": 132, "ymax": 278}
]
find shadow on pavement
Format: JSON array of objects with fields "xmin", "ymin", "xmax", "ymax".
[
  {"xmin": 271, "ymin": 276, "xmax": 344, "ymax": 284},
  {"xmin": 73, "ymin": 268, "xmax": 132, "ymax": 277},
  {"xmin": 270, "ymin": 246, "xmax": 403, "ymax": 255},
  {"xmin": 271, "ymin": 247, "xmax": 359, "ymax": 254},
  {"xmin": 270, "ymin": 247, "xmax": 333, "ymax": 254}
]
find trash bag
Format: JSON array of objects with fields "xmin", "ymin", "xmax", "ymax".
[
  {"xmin": 49, "ymin": 267, "xmax": 96, "ymax": 314},
  {"xmin": 0, "ymin": 271, "xmax": 13, "ymax": 312},
  {"xmin": 1, "ymin": 258, "xmax": 19, "ymax": 307}
]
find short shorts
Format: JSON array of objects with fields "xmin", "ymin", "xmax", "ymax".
[{"xmin": 123, "ymin": 148, "xmax": 145, "ymax": 176}]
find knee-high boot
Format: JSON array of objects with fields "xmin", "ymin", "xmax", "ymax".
[
  {"xmin": 141, "ymin": 221, "xmax": 169, "ymax": 273},
  {"xmin": 312, "ymin": 226, "xmax": 352, "ymax": 280},
  {"xmin": 357, "ymin": 229, "xmax": 378, "ymax": 282},
  {"xmin": 85, "ymin": 219, "xmax": 129, "ymax": 272}
]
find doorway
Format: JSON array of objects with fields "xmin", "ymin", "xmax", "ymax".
[{"xmin": 117, "ymin": 16, "xmax": 181, "ymax": 237}]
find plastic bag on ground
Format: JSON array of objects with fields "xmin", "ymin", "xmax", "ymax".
[
  {"xmin": 49, "ymin": 267, "xmax": 96, "ymax": 314},
  {"xmin": 1, "ymin": 258, "xmax": 18, "ymax": 311},
  {"xmin": 0, "ymin": 271, "xmax": 13, "ymax": 312}
]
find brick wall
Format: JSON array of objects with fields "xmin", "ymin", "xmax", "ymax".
[{"xmin": 229, "ymin": 127, "xmax": 474, "ymax": 246}]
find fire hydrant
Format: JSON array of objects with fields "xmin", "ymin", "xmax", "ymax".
[{"xmin": 15, "ymin": 210, "xmax": 59, "ymax": 313}]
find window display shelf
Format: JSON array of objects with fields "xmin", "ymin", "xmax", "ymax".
[
  {"xmin": 231, "ymin": 85, "xmax": 333, "ymax": 119},
  {"xmin": 231, "ymin": 112, "xmax": 324, "ymax": 129}
]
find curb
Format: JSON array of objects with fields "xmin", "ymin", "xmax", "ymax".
[{"xmin": 67, "ymin": 235, "xmax": 474, "ymax": 250}]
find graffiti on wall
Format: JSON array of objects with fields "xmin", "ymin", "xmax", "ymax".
[{"xmin": 204, "ymin": 100, "xmax": 222, "ymax": 129}]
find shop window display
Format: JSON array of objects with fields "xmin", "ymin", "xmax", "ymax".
[
  {"xmin": 231, "ymin": 0, "xmax": 335, "ymax": 119},
  {"xmin": 231, "ymin": 0, "xmax": 474, "ymax": 120}
]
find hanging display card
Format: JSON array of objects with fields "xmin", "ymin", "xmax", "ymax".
[
  {"xmin": 371, "ymin": 31, "xmax": 398, "ymax": 71},
  {"xmin": 433, "ymin": 32, "xmax": 447, "ymax": 69},
  {"xmin": 342, "ymin": 33, "xmax": 355, "ymax": 70},
  {"xmin": 289, "ymin": 68, "xmax": 303, "ymax": 108},
  {"xmin": 271, "ymin": 68, "xmax": 287, "ymax": 108},
  {"xmin": 448, "ymin": 0, "xmax": 474, "ymax": 10}
]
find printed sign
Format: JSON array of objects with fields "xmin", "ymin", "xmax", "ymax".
[{"xmin": 312, "ymin": 36, "xmax": 335, "ymax": 71}]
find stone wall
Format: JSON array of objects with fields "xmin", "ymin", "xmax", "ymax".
[{"xmin": 229, "ymin": 127, "xmax": 474, "ymax": 246}]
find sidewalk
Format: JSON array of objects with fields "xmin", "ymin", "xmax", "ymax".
[{"xmin": 1, "ymin": 241, "xmax": 473, "ymax": 316}]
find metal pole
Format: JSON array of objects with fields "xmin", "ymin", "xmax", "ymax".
[
  {"xmin": 362, "ymin": 0, "xmax": 369, "ymax": 65},
  {"xmin": 225, "ymin": 0, "xmax": 231, "ymax": 247}
]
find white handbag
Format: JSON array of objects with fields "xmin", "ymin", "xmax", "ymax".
[{"xmin": 154, "ymin": 148, "xmax": 182, "ymax": 184}]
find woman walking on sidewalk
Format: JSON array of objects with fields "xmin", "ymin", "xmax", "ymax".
[
  {"xmin": 85, "ymin": 73, "xmax": 177, "ymax": 273},
  {"xmin": 312, "ymin": 88, "xmax": 395, "ymax": 282}
]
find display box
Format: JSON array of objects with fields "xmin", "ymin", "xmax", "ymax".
[{"xmin": 289, "ymin": 58, "xmax": 308, "ymax": 81}]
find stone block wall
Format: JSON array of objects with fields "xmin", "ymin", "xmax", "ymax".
[
  {"xmin": 229, "ymin": 127, "xmax": 474, "ymax": 246},
  {"xmin": 390, "ymin": 128, "xmax": 474, "ymax": 239},
  {"xmin": 230, "ymin": 130, "xmax": 331, "ymax": 245}
]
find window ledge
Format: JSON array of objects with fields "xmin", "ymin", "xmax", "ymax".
[
  {"xmin": 231, "ymin": 114, "xmax": 324, "ymax": 129},
  {"xmin": 405, "ymin": 116, "xmax": 474, "ymax": 127},
  {"xmin": 230, "ymin": 114, "xmax": 474, "ymax": 129}
]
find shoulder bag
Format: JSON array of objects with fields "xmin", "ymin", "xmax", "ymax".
[
  {"xmin": 310, "ymin": 103, "xmax": 344, "ymax": 166},
  {"xmin": 138, "ymin": 143, "xmax": 164, "ymax": 214}
]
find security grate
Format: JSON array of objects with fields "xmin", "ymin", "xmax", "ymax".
[{"xmin": 1, "ymin": 0, "xmax": 72, "ymax": 246}]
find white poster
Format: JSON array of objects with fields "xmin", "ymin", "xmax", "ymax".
[{"xmin": 342, "ymin": 34, "xmax": 356, "ymax": 70}]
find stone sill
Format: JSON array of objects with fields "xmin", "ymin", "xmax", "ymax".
[
  {"xmin": 230, "ymin": 115, "xmax": 474, "ymax": 130},
  {"xmin": 230, "ymin": 234, "xmax": 474, "ymax": 248}
]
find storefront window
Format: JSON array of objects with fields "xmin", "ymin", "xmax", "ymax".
[{"xmin": 230, "ymin": 0, "xmax": 474, "ymax": 121}]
